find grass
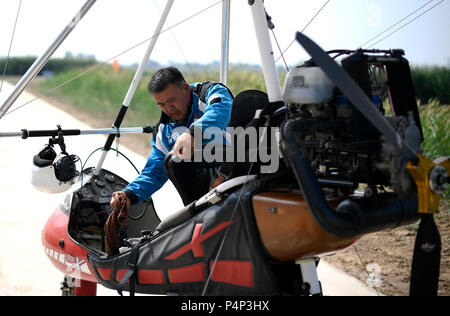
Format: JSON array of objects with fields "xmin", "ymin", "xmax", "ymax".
[
  {"xmin": 38, "ymin": 66, "xmax": 159, "ymax": 127},
  {"xmin": 418, "ymin": 100, "xmax": 450, "ymax": 200},
  {"xmin": 36, "ymin": 65, "xmax": 283, "ymax": 127},
  {"xmin": 418, "ymin": 100, "xmax": 450, "ymax": 160}
]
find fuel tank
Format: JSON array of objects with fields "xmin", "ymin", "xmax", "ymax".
[{"xmin": 252, "ymin": 192, "xmax": 359, "ymax": 261}]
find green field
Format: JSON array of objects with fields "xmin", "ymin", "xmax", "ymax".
[
  {"xmin": 36, "ymin": 65, "xmax": 281, "ymax": 128},
  {"xmin": 411, "ymin": 65, "xmax": 450, "ymax": 105},
  {"xmin": 418, "ymin": 100, "xmax": 450, "ymax": 160}
]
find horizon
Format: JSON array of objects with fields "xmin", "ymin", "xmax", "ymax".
[
  {"xmin": 1, "ymin": 0, "xmax": 449, "ymax": 69},
  {"xmin": 2, "ymin": 53, "xmax": 448, "ymax": 70}
]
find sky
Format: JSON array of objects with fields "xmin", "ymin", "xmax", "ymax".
[{"xmin": 0, "ymin": 0, "xmax": 449, "ymax": 69}]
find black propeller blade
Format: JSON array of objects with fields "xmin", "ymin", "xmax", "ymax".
[
  {"xmin": 296, "ymin": 32, "xmax": 445, "ymax": 296},
  {"xmin": 295, "ymin": 32, "xmax": 419, "ymax": 164}
]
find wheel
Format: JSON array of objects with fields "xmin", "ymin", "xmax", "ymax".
[{"xmin": 60, "ymin": 276, "xmax": 75, "ymax": 296}]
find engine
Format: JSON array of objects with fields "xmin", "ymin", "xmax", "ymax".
[{"xmin": 282, "ymin": 49, "xmax": 422, "ymax": 199}]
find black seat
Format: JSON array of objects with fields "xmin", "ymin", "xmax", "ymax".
[
  {"xmin": 229, "ymin": 90, "xmax": 269, "ymax": 128},
  {"xmin": 220, "ymin": 90, "xmax": 269, "ymax": 179}
]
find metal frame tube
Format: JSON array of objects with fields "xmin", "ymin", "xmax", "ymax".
[
  {"xmin": 249, "ymin": 0, "xmax": 282, "ymax": 102},
  {"xmin": 122, "ymin": 0, "xmax": 174, "ymax": 108},
  {"xmin": 0, "ymin": 126, "xmax": 153, "ymax": 139},
  {"xmin": 0, "ymin": 0, "xmax": 97, "ymax": 119},
  {"xmin": 79, "ymin": 127, "xmax": 150, "ymax": 136},
  {"xmin": 220, "ymin": 0, "xmax": 231, "ymax": 85},
  {"xmin": 94, "ymin": 0, "xmax": 174, "ymax": 175}
]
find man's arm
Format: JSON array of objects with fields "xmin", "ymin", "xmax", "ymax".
[{"xmin": 121, "ymin": 132, "xmax": 169, "ymax": 205}]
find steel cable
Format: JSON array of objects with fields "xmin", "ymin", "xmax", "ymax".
[
  {"xmin": 3, "ymin": 0, "xmax": 223, "ymax": 118},
  {"xmin": 367, "ymin": 0, "xmax": 445, "ymax": 48},
  {"xmin": 359, "ymin": 0, "xmax": 437, "ymax": 48},
  {"xmin": 0, "ymin": 0, "xmax": 23, "ymax": 96}
]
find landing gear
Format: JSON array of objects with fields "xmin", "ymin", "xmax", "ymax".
[
  {"xmin": 60, "ymin": 276, "xmax": 75, "ymax": 296},
  {"xmin": 271, "ymin": 257, "xmax": 323, "ymax": 296},
  {"xmin": 60, "ymin": 276, "xmax": 97, "ymax": 296},
  {"xmin": 296, "ymin": 258, "xmax": 323, "ymax": 296}
]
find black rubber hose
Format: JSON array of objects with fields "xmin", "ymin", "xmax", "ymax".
[{"xmin": 280, "ymin": 118, "xmax": 419, "ymax": 238}]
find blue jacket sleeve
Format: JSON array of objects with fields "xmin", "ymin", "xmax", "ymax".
[
  {"xmin": 123, "ymin": 136, "xmax": 168, "ymax": 204},
  {"xmin": 190, "ymin": 84, "xmax": 233, "ymax": 135}
]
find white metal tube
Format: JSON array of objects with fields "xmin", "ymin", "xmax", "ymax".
[
  {"xmin": 79, "ymin": 127, "xmax": 145, "ymax": 135},
  {"xmin": 249, "ymin": 0, "xmax": 282, "ymax": 102},
  {"xmin": 94, "ymin": 0, "xmax": 174, "ymax": 176},
  {"xmin": 0, "ymin": 0, "xmax": 97, "ymax": 119},
  {"xmin": 0, "ymin": 127, "xmax": 149, "ymax": 138},
  {"xmin": 94, "ymin": 149, "xmax": 109, "ymax": 176},
  {"xmin": 296, "ymin": 258, "xmax": 322, "ymax": 295},
  {"xmin": 220, "ymin": 0, "xmax": 231, "ymax": 85},
  {"xmin": 0, "ymin": 132, "xmax": 21, "ymax": 138},
  {"xmin": 122, "ymin": 0, "xmax": 174, "ymax": 107}
]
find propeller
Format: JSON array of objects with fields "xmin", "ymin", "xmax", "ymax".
[
  {"xmin": 295, "ymin": 31, "xmax": 449, "ymax": 215},
  {"xmin": 295, "ymin": 31, "xmax": 449, "ymax": 296}
]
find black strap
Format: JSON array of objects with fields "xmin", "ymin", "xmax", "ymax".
[
  {"xmin": 152, "ymin": 120, "xmax": 162, "ymax": 143},
  {"xmin": 192, "ymin": 81, "xmax": 235, "ymax": 104},
  {"xmin": 117, "ymin": 239, "xmax": 141, "ymax": 296},
  {"xmin": 193, "ymin": 81, "xmax": 214, "ymax": 103},
  {"xmin": 409, "ymin": 213, "xmax": 441, "ymax": 296}
]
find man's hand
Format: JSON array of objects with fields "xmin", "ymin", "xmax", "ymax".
[
  {"xmin": 110, "ymin": 191, "xmax": 131, "ymax": 210},
  {"xmin": 173, "ymin": 132, "xmax": 195, "ymax": 160}
]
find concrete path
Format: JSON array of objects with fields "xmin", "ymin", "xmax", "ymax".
[{"xmin": 0, "ymin": 82, "xmax": 377, "ymax": 296}]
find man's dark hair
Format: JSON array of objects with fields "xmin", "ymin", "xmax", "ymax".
[{"xmin": 148, "ymin": 67, "xmax": 187, "ymax": 93}]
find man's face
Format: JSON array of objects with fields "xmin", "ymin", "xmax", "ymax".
[{"xmin": 152, "ymin": 83, "xmax": 191, "ymax": 123}]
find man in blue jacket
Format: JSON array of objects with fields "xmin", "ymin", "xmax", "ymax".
[{"xmin": 110, "ymin": 67, "xmax": 234, "ymax": 208}]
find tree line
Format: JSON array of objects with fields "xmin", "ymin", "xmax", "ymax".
[{"xmin": 0, "ymin": 56, "xmax": 96, "ymax": 76}]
